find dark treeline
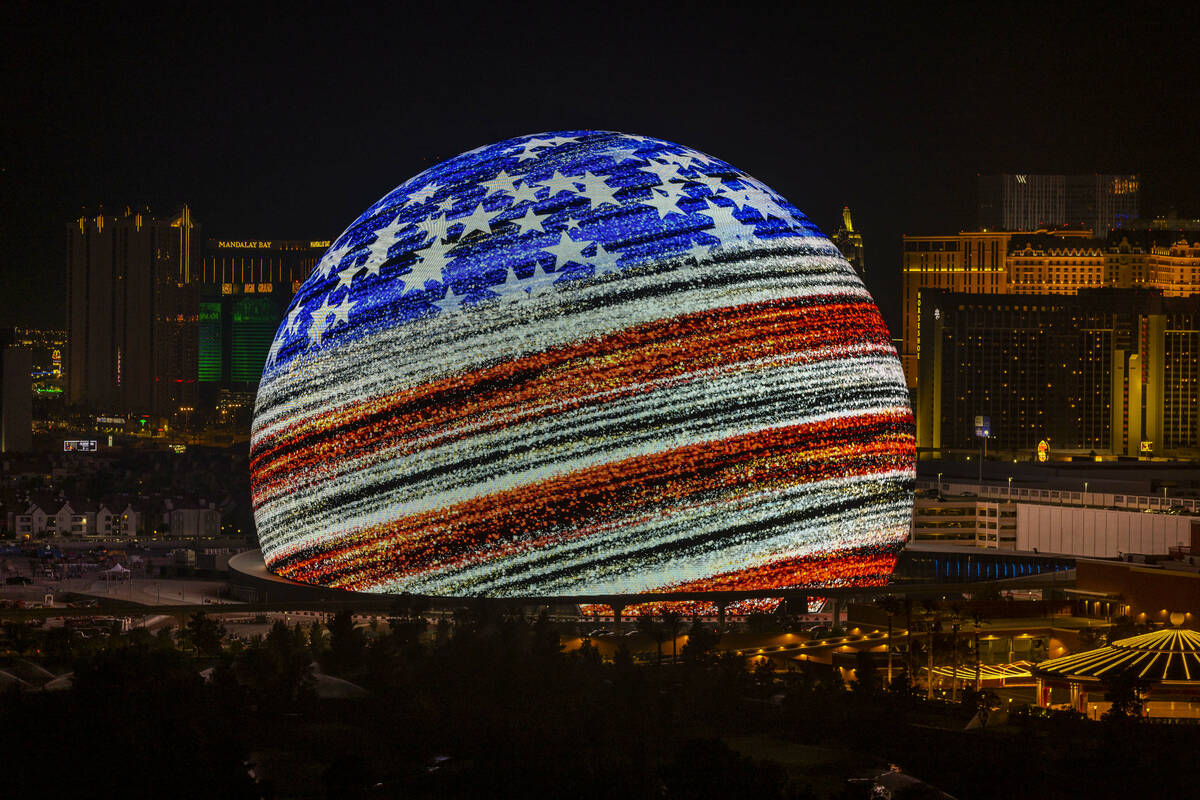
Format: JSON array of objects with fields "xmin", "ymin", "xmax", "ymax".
[{"xmin": 2, "ymin": 604, "xmax": 1200, "ymax": 799}]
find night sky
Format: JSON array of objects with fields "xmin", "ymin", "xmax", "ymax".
[{"xmin": 3, "ymin": 3, "xmax": 1197, "ymax": 334}]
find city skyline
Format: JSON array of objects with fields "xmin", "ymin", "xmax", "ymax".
[{"xmin": 3, "ymin": 5, "xmax": 1198, "ymax": 333}]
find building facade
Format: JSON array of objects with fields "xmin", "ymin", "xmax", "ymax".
[
  {"xmin": 0, "ymin": 335, "xmax": 33, "ymax": 452},
  {"xmin": 66, "ymin": 207, "xmax": 200, "ymax": 416},
  {"xmin": 911, "ymin": 495, "xmax": 1017, "ymax": 548},
  {"xmin": 11, "ymin": 328, "xmax": 65, "ymax": 400},
  {"xmin": 830, "ymin": 206, "xmax": 865, "ymax": 280},
  {"xmin": 916, "ymin": 288, "xmax": 1200, "ymax": 459},
  {"xmin": 197, "ymin": 239, "xmax": 326, "ymax": 397},
  {"xmin": 65, "ymin": 211, "xmax": 327, "ymax": 421},
  {"xmin": 901, "ymin": 229, "xmax": 1200, "ymax": 387},
  {"xmin": 978, "ymin": 173, "xmax": 1139, "ymax": 233}
]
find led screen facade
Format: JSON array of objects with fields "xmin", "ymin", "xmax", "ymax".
[{"xmin": 250, "ymin": 131, "xmax": 914, "ymax": 598}]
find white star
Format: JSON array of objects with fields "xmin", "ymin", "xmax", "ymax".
[
  {"xmin": 315, "ymin": 241, "xmax": 353, "ymax": 278},
  {"xmin": 283, "ymin": 301, "xmax": 307, "ymax": 335},
  {"xmin": 669, "ymin": 152, "xmax": 717, "ymax": 172},
  {"xmin": 524, "ymin": 261, "xmax": 559, "ymax": 297},
  {"xmin": 360, "ymin": 215, "xmax": 407, "ymax": 278},
  {"xmin": 409, "ymin": 235, "xmax": 456, "ymax": 287},
  {"xmin": 334, "ymin": 263, "xmax": 359, "ymax": 291},
  {"xmin": 647, "ymin": 159, "xmax": 686, "ymax": 187},
  {"xmin": 510, "ymin": 206, "xmax": 545, "ymax": 235},
  {"xmin": 408, "ymin": 181, "xmax": 440, "ymax": 204},
  {"xmin": 526, "ymin": 134, "xmax": 578, "ymax": 149},
  {"xmin": 735, "ymin": 185, "xmax": 790, "ymax": 221},
  {"xmin": 436, "ymin": 196, "xmax": 456, "ymax": 215},
  {"xmin": 565, "ymin": 215, "xmax": 582, "ymax": 231},
  {"xmin": 454, "ymin": 203, "xmax": 495, "ymax": 238},
  {"xmin": 432, "ymin": 289, "xmax": 460, "ymax": 314},
  {"xmin": 686, "ymin": 241, "xmax": 713, "ymax": 262},
  {"xmin": 593, "ymin": 242, "xmax": 622, "ymax": 275},
  {"xmin": 480, "ymin": 171, "xmax": 520, "ymax": 198},
  {"xmin": 545, "ymin": 233, "xmax": 591, "ymax": 268},
  {"xmin": 328, "ymin": 295, "xmax": 355, "ymax": 328},
  {"xmin": 541, "ymin": 170, "xmax": 578, "ymax": 198},
  {"xmin": 417, "ymin": 213, "xmax": 449, "ymax": 243},
  {"xmin": 641, "ymin": 188, "xmax": 685, "ymax": 220},
  {"xmin": 690, "ymin": 174, "xmax": 729, "ymax": 197},
  {"xmin": 306, "ymin": 296, "xmax": 335, "ymax": 348},
  {"xmin": 578, "ymin": 172, "xmax": 621, "ymax": 207},
  {"xmin": 514, "ymin": 148, "xmax": 539, "ymax": 162},
  {"xmin": 702, "ymin": 201, "xmax": 747, "ymax": 237},
  {"xmin": 509, "ymin": 179, "xmax": 544, "ymax": 206},
  {"xmin": 493, "ymin": 265, "xmax": 527, "ymax": 303}
]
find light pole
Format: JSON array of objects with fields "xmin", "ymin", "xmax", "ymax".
[
  {"xmin": 1083, "ymin": 481, "xmax": 1089, "ymax": 506},
  {"xmin": 937, "ymin": 472, "xmax": 944, "ymax": 498},
  {"xmin": 1007, "ymin": 476, "xmax": 1013, "ymax": 498}
]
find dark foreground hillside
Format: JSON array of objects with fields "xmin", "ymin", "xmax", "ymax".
[{"xmin": 1, "ymin": 608, "xmax": 1194, "ymax": 799}]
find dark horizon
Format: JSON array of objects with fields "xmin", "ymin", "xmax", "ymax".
[{"xmin": 3, "ymin": 4, "xmax": 1198, "ymax": 334}]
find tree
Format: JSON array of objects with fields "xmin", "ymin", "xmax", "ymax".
[
  {"xmin": 324, "ymin": 609, "xmax": 367, "ymax": 676},
  {"xmin": 186, "ymin": 611, "xmax": 226, "ymax": 657},
  {"xmin": 946, "ymin": 601, "xmax": 964, "ymax": 702},
  {"xmin": 919, "ymin": 599, "xmax": 941, "ymax": 700},
  {"xmin": 530, "ymin": 610, "xmax": 563, "ymax": 665},
  {"xmin": 308, "ymin": 619, "xmax": 327, "ymax": 660},
  {"xmin": 875, "ymin": 595, "xmax": 903, "ymax": 689},
  {"xmin": 1102, "ymin": 670, "xmax": 1148, "ymax": 722},
  {"xmin": 237, "ymin": 620, "xmax": 315, "ymax": 709},
  {"xmin": 662, "ymin": 611, "xmax": 684, "ymax": 663},
  {"xmin": 637, "ymin": 614, "xmax": 668, "ymax": 665},
  {"xmin": 681, "ymin": 620, "xmax": 720, "ymax": 662},
  {"xmin": 852, "ymin": 650, "xmax": 881, "ymax": 695},
  {"xmin": 967, "ymin": 609, "xmax": 987, "ymax": 693}
]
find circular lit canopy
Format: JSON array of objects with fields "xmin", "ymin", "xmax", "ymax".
[{"xmin": 1035, "ymin": 627, "xmax": 1200, "ymax": 684}]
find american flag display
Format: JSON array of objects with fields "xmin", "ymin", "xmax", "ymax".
[{"xmin": 250, "ymin": 131, "xmax": 915, "ymax": 598}]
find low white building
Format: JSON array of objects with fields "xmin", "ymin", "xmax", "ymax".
[{"xmin": 1015, "ymin": 503, "xmax": 1193, "ymax": 558}]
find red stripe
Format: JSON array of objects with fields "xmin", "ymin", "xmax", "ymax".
[
  {"xmin": 251, "ymin": 297, "xmax": 891, "ymax": 500},
  {"xmin": 270, "ymin": 410, "xmax": 913, "ymax": 589}
]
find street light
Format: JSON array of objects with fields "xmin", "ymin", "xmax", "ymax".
[
  {"xmin": 1083, "ymin": 481, "xmax": 1089, "ymax": 505},
  {"xmin": 937, "ymin": 472, "xmax": 944, "ymax": 498},
  {"xmin": 1007, "ymin": 476, "xmax": 1013, "ymax": 498}
]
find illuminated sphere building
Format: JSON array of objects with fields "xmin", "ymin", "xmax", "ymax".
[{"xmin": 250, "ymin": 131, "xmax": 914, "ymax": 598}]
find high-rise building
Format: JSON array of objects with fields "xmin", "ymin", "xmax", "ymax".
[
  {"xmin": 900, "ymin": 229, "xmax": 1200, "ymax": 386},
  {"xmin": 900, "ymin": 231, "xmax": 1018, "ymax": 385},
  {"xmin": 66, "ymin": 206, "xmax": 200, "ymax": 416},
  {"xmin": 11, "ymin": 328, "xmax": 66, "ymax": 400},
  {"xmin": 978, "ymin": 174, "xmax": 1139, "ymax": 233},
  {"xmin": 916, "ymin": 288, "xmax": 1200, "ymax": 459},
  {"xmin": 197, "ymin": 238, "xmax": 326, "ymax": 396},
  {"xmin": 0, "ymin": 332, "xmax": 33, "ymax": 452},
  {"xmin": 830, "ymin": 206, "xmax": 865, "ymax": 279}
]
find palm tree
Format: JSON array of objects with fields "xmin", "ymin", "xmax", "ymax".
[
  {"xmin": 946, "ymin": 600, "xmax": 964, "ymax": 702},
  {"xmin": 904, "ymin": 596, "xmax": 916, "ymax": 682},
  {"xmin": 875, "ymin": 595, "xmax": 904, "ymax": 689},
  {"xmin": 969, "ymin": 609, "xmax": 987, "ymax": 694},
  {"xmin": 920, "ymin": 599, "xmax": 941, "ymax": 700},
  {"xmin": 662, "ymin": 611, "xmax": 684, "ymax": 663},
  {"xmin": 637, "ymin": 613, "xmax": 668, "ymax": 666}
]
